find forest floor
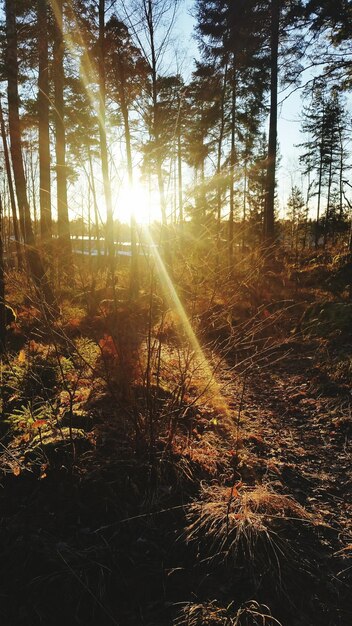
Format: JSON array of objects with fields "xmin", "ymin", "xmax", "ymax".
[
  {"xmin": 219, "ymin": 335, "xmax": 351, "ymax": 624},
  {"xmin": 0, "ymin": 249, "xmax": 351, "ymax": 626}
]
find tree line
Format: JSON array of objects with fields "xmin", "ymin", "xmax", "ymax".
[{"xmin": 0, "ymin": 0, "xmax": 351, "ymax": 306}]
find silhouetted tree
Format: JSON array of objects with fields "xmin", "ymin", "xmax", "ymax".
[
  {"xmin": 98, "ymin": 0, "xmax": 114, "ymax": 263},
  {"xmin": 299, "ymin": 83, "xmax": 348, "ymax": 247},
  {"xmin": 38, "ymin": 0, "xmax": 52, "ymax": 245},
  {"xmin": 53, "ymin": 0, "xmax": 72, "ymax": 272},
  {"xmin": 105, "ymin": 15, "xmax": 149, "ymax": 292},
  {"xmin": 5, "ymin": 0, "xmax": 55, "ymax": 305}
]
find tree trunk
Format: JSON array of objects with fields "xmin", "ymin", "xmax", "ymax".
[
  {"xmin": 88, "ymin": 150, "xmax": 101, "ymax": 258},
  {"xmin": 243, "ymin": 158, "xmax": 248, "ymax": 251},
  {"xmin": 177, "ymin": 94, "xmax": 183, "ymax": 226},
  {"xmin": 53, "ymin": 0, "xmax": 72, "ymax": 274},
  {"xmin": 216, "ymin": 64, "xmax": 227, "ymax": 234},
  {"xmin": 200, "ymin": 157, "xmax": 206, "ymax": 223},
  {"xmin": 98, "ymin": 0, "xmax": 115, "ymax": 265},
  {"xmin": 0, "ymin": 194, "xmax": 5, "ymax": 354},
  {"xmin": 229, "ymin": 58, "xmax": 236, "ymax": 267},
  {"xmin": 5, "ymin": 0, "xmax": 55, "ymax": 306},
  {"xmin": 29, "ymin": 144, "xmax": 38, "ymax": 237},
  {"xmin": 324, "ymin": 143, "xmax": 333, "ymax": 247},
  {"xmin": 38, "ymin": 0, "xmax": 52, "ymax": 244},
  {"xmin": 88, "ymin": 181, "xmax": 92, "ymax": 266},
  {"xmin": 121, "ymin": 98, "xmax": 139, "ymax": 296},
  {"xmin": 263, "ymin": 0, "xmax": 279, "ymax": 243},
  {"xmin": 145, "ymin": 0, "xmax": 170, "ymax": 268},
  {"xmin": 303, "ymin": 168, "xmax": 311, "ymax": 250},
  {"xmin": 0, "ymin": 99, "xmax": 22, "ymax": 269},
  {"xmin": 147, "ymin": 0, "xmax": 166, "ymax": 227},
  {"xmin": 315, "ymin": 146, "xmax": 324, "ymax": 248},
  {"xmin": 338, "ymin": 123, "xmax": 344, "ymax": 219}
]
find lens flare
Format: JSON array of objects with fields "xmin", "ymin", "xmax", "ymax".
[{"xmin": 142, "ymin": 225, "xmax": 229, "ymax": 416}]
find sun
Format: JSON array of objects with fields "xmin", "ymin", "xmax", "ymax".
[{"xmin": 114, "ymin": 182, "xmax": 162, "ymax": 225}]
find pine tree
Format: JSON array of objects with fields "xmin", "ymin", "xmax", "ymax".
[
  {"xmin": 0, "ymin": 100, "xmax": 22, "ymax": 269},
  {"xmin": 38, "ymin": 0, "xmax": 52, "ymax": 245},
  {"xmin": 105, "ymin": 15, "xmax": 149, "ymax": 293},
  {"xmin": 98, "ymin": 0, "xmax": 114, "ymax": 264},
  {"xmin": 195, "ymin": 0, "xmax": 269, "ymax": 258},
  {"xmin": 52, "ymin": 0, "xmax": 72, "ymax": 273},
  {"xmin": 183, "ymin": 62, "xmax": 222, "ymax": 224},
  {"xmin": 263, "ymin": 0, "xmax": 305, "ymax": 245},
  {"xmin": 247, "ymin": 132, "xmax": 267, "ymax": 246},
  {"xmin": 299, "ymin": 83, "xmax": 348, "ymax": 247},
  {"xmin": 286, "ymin": 185, "xmax": 306, "ymax": 253},
  {"xmin": 5, "ymin": 0, "xmax": 55, "ymax": 306}
]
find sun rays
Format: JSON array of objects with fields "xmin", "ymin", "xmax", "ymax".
[
  {"xmin": 142, "ymin": 224, "xmax": 229, "ymax": 416},
  {"xmin": 48, "ymin": 0, "xmax": 228, "ymax": 419}
]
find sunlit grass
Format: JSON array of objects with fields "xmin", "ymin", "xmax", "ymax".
[{"xmin": 142, "ymin": 224, "xmax": 231, "ymax": 420}]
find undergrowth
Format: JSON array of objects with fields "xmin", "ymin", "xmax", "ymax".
[{"xmin": 0, "ymin": 243, "xmax": 350, "ymax": 625}]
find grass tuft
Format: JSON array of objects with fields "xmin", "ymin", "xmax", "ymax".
[
  {"xmin": 185, "ymin": 483, "xmax": 316, "ymax": 595},
  {"xmin": 174, "ymin": 600, "xmax": 283, "ymax": 625}
]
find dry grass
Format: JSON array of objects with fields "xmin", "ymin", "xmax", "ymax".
[
  {"xmin": 187, "ymin": 483, "xmax": 311, "ymax": 544},
  {"xmin": 174, "ymin": 600, "xmax": 282, "ymax": 626},
  {"xmin": 185, "ymin": 483, "xmax": 315, "ymax": 592}
]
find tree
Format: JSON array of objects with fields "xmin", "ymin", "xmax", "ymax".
[
  {"xmin": 306, "ymin": 0, "xmax": 352, "ymax": 48},
  {"xmin": 263, "ymin": 0, "xmax": 280, "ymax": 243},
  {"xmin": 0, "ymin": 194, "xmax": 5, "ymax": 353},
  {"xmin": 38, "ymin": 0, "xmax": 52, "ymax": 245},
  {"xmin": 299, "ymin": 83, "xmax": 348, "ymax": 247},
  {"xmin": 5, "ymin": 0, "xmax": 55, "ymax": 306},
  {"xmin": 286, "ymin": 185, "xmax": 306, "ymax": 253},
  {"xmin": 143, "ymin": 0, "xmax": 171, "ymax": 227},
  {"xmin": 97, "ymin": 0, "xmax": 114, "ymax": 264},
  {"xmin": 0, "ymin": 100, "xmax": 22, "ymax": 269},
  {"xmin": 105, "ymin": 15, "xmax": 150, "ymax": 291},
  {"xmin": 52, "ymin": 0, "xmax": 72, "ymax": 272},
  {"xmin": 120, "ymin": 0, "xmax": 181, "ymax": 228},
  {"xmin": 247, "ymin": 132, "xmax": 268, "ymax": 245},
  {"xmin": 183, "ymin": 62, "xmax": 221, "ymax": 224},
  {"xmin": 195, "ymin": 0, "xmax": 269, "ymax": 259},
  {"xmin": 65, "ymin": 74, "xmax": 102, "ymax": 258}
]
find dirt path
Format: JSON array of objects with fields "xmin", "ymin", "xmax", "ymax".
[
  {"xmin": 239, "ymin": 342, "xmax": 351, "ymax": 538},
  {"xmin": 218, "ymin": 337, "xmax": 352, "ymax": 622}
]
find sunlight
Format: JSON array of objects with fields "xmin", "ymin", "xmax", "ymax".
[
  {"xmin": 5, "ymin": 1, "xmax": 349, "ymax": 620},
  {"xmin": 116, "ymin": 183, "xmax": 162, "ymax": 225},
  {"xmin": 49, "ymin": 0, "xmax": 162, "ymax": 228},
  {"xmin": 143, "ymin": 225, "xmax": 229, "ymax": 417}
]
